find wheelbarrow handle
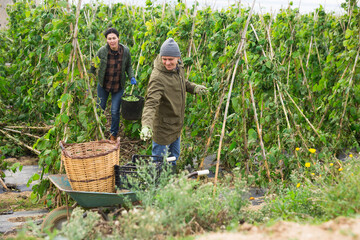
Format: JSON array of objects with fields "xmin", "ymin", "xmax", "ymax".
[{"xmin": 186, "ymin": 170, "xmax": 210, "ymax": 178}]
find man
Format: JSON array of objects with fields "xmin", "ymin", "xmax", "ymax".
[
  {"xmin": 90, "ymin": 28, "xmax": 136, "ymax": 141},
  {"xmin": 140, "ymin": 38, "xmax": 208, "ymax": 165}
]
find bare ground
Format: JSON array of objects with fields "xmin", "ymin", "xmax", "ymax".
[{"xmin": 197, "ymin": 217, "xmax": 360, "ymax": 240}]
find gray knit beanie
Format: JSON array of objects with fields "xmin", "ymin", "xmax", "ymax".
[{"xmin": 160, "ymin": 38, "xmax": 181, "ymax": 57}]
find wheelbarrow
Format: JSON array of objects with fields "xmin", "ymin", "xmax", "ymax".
[
  {"xmin": 41, "ymin": 169, "xmax": 209, "ymax": 232},
  {"xmin": 41, "ymin": 174, "xmax": 138, "ymax": 232}
]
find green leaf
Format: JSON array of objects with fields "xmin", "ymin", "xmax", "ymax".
[
  {"xmin": 229, "ymin": 141, "xmax": 237, "ymax": 151},
  {"xmin": 265, "ymin": 61, "xmax": 271, "ymax": 69},
  {"xmin": 32, "ymin": 173, "xmax": 40, "ymax": 181},
  {"xmin": 60, "ymin": 93, "xmax": 71, "ymax": 103},
  {"xmin": 248, "ymin": 128, "xmax": 257, "ymax": 141},
  {"xmin": 10, "ymin": 162, "xmax": 22, "ymax": 173},
  {"xmin": 61, "ymin": 114, "xmax": 69, "ymax": 123},
  {"xmin": 345, "ymin": 29, "xmax": 353, "ymax": 39},
  {"xmin": 57, "ymin": 1, "xmax": 68, "ymax": 8}
]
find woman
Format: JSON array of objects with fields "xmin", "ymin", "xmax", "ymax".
[{"xmin": 90, "ymin": 28, "xmax": 136, "ymax": 141}]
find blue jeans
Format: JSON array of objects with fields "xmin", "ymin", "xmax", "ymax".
[
  {"xmin": 152, "ymin": 137, "xmax": 180, "ymax": 165},
  {"xmin": 97, "ymin": 84, "xmax": 124, "ymax": 137}
]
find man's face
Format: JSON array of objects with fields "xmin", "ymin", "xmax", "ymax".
[
  {"xmin": 161, "ymin": 56, "xmax": 180, "ymax": 70},
  {"xmin": 106, "ymin": 33, "xmax": 119, "ymax": 50}
]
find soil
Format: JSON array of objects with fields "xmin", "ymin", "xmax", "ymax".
[{"xmin": 197, "ymin": 217, "xmax": 360, "ymax": 240}]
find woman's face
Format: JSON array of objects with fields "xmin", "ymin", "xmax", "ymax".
[
  {"xmin": 107, "ymin": 33, "xmax": 119, "ymax": 51},
  {"xmin": 161, "ymin": 56, "xmax": 180, "ymax": 71}
]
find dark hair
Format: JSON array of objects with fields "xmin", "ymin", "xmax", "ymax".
[{"xmin": 104, "ymin": 28, "xmax": 119, "ymax": 38}]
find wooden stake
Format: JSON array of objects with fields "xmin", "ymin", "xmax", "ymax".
[
  {"xmin": 244, "ymin": 51, "xmax": 271, "ymax": 182},
  {"xmin": 3, "ymin": 128, "xmax": 40, "ymax": 139},
  {"xmin": 299, "ymin": 57, "xmax": 316, "ymax": 113},
  {"xmin": 5, "ymin": 126, "xmax": 51, "ymax": 130},
  {"xmin": 213, "ymin": 0, "xmax": 258, "ymax": 194},
  {"xmin": 0, "ymin": 178, "xmax": 9, "ymax": 191},
  {"xmin": 280, "ymin": 84, "xmax": 322, "ymax": 140},
  {"xmin": 197, "ymin": 78, "xmax": 227, "ymax": 173},
  {"xmin": 0, "ymin": 129, "xmax": 40, "ymax": 155},
  {"xmin": 338, "ymin": 46, "xmax": 360, "ymax": 139}
]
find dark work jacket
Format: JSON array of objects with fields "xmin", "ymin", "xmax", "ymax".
[
  {"xmin": 89, "ymin": 43, "xmax": 134, "ymax": 89},
  {"xmin": 142, "ymin": 55, "xmax": 196, "ymax": 145}
]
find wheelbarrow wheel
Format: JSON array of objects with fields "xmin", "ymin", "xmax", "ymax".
[{"xmin": 41, "ymin": 206, "xmax": 74, "ymax": 232}]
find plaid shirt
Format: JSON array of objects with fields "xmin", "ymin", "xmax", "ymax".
[{"xmin": 104, "ymin": 45, "xmax": 124, "ymax": 92}]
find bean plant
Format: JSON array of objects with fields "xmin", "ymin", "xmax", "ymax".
[{"xmin": 0, "ymin": 0, "xmax": 359, "ymax": 202}]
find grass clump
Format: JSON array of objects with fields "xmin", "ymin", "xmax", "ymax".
[
  {"xmin": 266, "ymin": 157, "xmax": 360, "ymax": 223},
  {"xmin": 113, "ymin": 163, "xmax": 251, "ymax": 239}
]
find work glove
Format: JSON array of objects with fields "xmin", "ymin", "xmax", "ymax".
[
  {"xmin": 194, "ymin": 85, "xmax": 208, "ymax": 95},
  {"xmin": 140, "ymin": 126, "xmax": 152, "ymax": 141},
  {"xmin": 130, "ymin": 77, "xmax": 137, "ymax": 85}
]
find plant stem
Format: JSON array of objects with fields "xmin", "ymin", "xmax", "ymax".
[
  {"xmin": 337, "ymin": 46, "xmax": 360, "ymax": 139},
  {"xmin": 214, "ymin": 0, "xmax": 258, "ymax": 193}
]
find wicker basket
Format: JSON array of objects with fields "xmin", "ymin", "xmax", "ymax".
[{"xmin": 59, "ymin": 138, "xmax": 120, "ymax": 193}]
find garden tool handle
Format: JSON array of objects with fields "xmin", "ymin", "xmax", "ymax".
[
  {"xmin": 186, "ymin": 169, "xmax": 210, "ymax": 178},
  {"xmin": 166, "ymin": 156, "xmax": 176, "ymax": 162},
  {"xmin": 197, "ymin": 170, "xmax": 210, "ymax": 176}
]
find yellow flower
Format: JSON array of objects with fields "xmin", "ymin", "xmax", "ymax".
[
  {"xmin": 305, "ymin": 162, "xmax": 311, "ymax": 168},
  {"xmin": 319, "ymin": 174, "xmax": 322, "ymax": 177},
  {"xmin": 338, "ymin": 168, "xmax": 343, "ymax": 172},
  {"xmin": 249, "ymin": 197, "xmax": 255, "ymax": 200},
  {"xmin": 296, "ymin": 183, "xmax": 301, "ymax": 188},
  {"xmin": 349, "ymin": 154, "xmax": 353, "ymax": 158},
  {"xmin": 296, "ymin": 147, "xmax": 300, "ymax": 151},
  {"xmin": 311, "ymin": 173, "xmax": 315, "ymax": 176},
  {"xmin": 309, "ymin": 148, "xmax": 316, "ymax": 154},
  {"xmin": 330, "ymin": 163, "xmax": 333, "ymax": 166}
]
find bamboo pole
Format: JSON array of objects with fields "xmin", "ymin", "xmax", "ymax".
[
  {"xmin": 280, "ymin": 84, "xmax": 321, "ymax": 140},
  {"xmin": 3, "ymin": 128, "xmax": 40, "ymax": 139},
  {"xmin": 317, "ymin": 64, "xmax": 349, "ymax": 129},
  {"xmin": 241, "ymin": 81, "xmax": 250, "ymax": 174},
  {"xmin": 130, "ymin": 40, "xmax": 144, "ymax": 95},
  {"xmin": 0, "ymin": 129, "xmax": 40, "ymax": 155},
  {"xmin": 62, "ymin": 0, "xmax": 83, "ymax": 143},
  {"xmin": 0, "ymin": 177, "xmax": 9, "ymax": 191},
  {"xmin": 274, "ymin": 82, "xmax": 281, "ymax": 150},
  {"xmin": 299, "ymin": 57, "xmax": 316, "ymax": 113},
  {"xmin": 197, "ymin": 78, "xmax": 227, "ymax": 172},
  {"xmin": 76, "ymin": 42, "xmax": 105, "ymax": 140},
  {"xmin": 244, "ymin": 50, "xmax": 271, "ymax": 182},
  {"xmin": 185, "ymin": 4, "xmax": 197, "ymax": 80},
  {"xmin": 5, "ymin": 126, "xmax": 51, "ymax": 130},
  {"xmin": 337, "ymin": 46, "xmax": 360, "ymax": 139},
  {"xmin": 214, "ymin": 0, "xmax": 259, "ymax": 193},
  {"xmin": 63, "ymin": 0, "xmax": 82, "ymax": 142}
]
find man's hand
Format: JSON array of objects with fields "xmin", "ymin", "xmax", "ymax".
[
  {"xmin": 195, "ymin": 85, "xmax": 208, "ymax": 95},
  {"xmin": 131, "ymin": 77, "xmax": 137, "ymax": 85},
  {"xmin": 140, "ymin": 126, "xmax": 152, "ymax": 141}
]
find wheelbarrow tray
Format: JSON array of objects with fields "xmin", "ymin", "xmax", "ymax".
[{"xmin": 48, "ymin": 174, "xmax": 137, "ymax": 208}]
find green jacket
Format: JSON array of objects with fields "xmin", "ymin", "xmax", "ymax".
[
  {"xmin": 142, "ymin": 55, "xmax": 197, "ymax": 145},
  {"xmin": 89, "ymin": 44, "xmax": 134, "ymax": 88}
]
